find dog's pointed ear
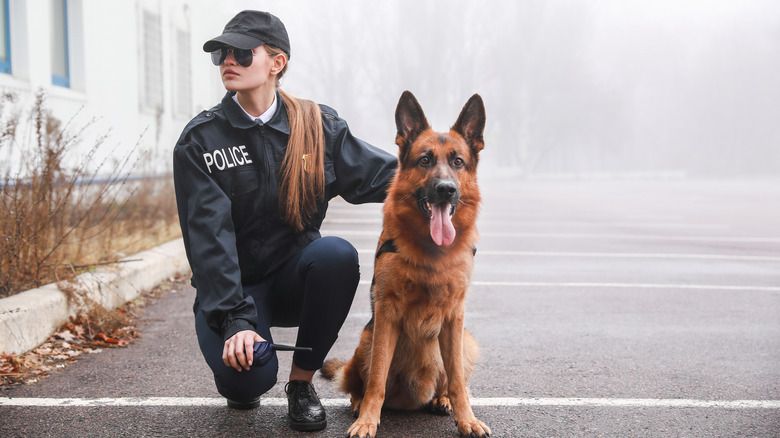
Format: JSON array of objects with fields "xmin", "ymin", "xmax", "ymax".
[
  {"xmin": 452, "ymin": 94, "xmax": 486, "ymax": 155},
  {"xmin": 395, "ymin": 91, "xmax": 429, "ymax": 163}
]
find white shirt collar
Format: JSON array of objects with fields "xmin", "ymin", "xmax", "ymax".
[{"xmin": 232, "ymin": 92, "xmax": 278, "ymax": 124}]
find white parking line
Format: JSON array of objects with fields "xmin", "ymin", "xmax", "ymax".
[
  {"xmin": 324, "ymin": 219, "xmax": 731, "ymax": 230},
  {"xmin": 354, "ymin": 249, "xmax": 780, "ymax": 263},
  {"xmin": 1, "ymin": 397, "xmax": 778, "ymax": 409},
  {"xmin": 325, "ymin": 230, "xmax": 780, "ymax": 244},
  {"xmin": 478, "ymin": 221, "xmax": 732, "ymax": 230},
  {"xmin": 467, "ymin": 251, "xmax": 780, "ymax": 262},
  {"xmin": 469, "ymin": 398, "xmax": 780, "ymax": 409},
  {"xmin": 357, "ymin": 280, "xmax": 780, "ymax": 292},
  {"xmin": 478, "ymin": 232, "xmax": 780, "ymax": 244}
]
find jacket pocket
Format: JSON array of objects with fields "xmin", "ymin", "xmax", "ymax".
[{"xmin": 228, "ymin": 167, "xmax": 260, "ymax": 197}]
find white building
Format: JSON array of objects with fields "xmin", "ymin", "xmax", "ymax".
[{"xmin": 1, "ymin": 0, "xmax": 236, "ymax": 174}]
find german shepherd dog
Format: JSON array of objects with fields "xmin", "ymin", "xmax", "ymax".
[{"xmin": 321, "ymin": 91, "xmax": 489, "ymax": 437}]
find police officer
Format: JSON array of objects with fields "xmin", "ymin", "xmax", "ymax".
[{"xmin": 172, "ymin": 10, "xmax": 396, "ymax": 432}]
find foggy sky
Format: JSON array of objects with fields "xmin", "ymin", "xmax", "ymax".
[{"xmin": 233, "ymin": 0, "xmax": 780, "ymax": 178}]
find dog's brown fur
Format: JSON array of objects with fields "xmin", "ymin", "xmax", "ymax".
[{"xmin": 321, "ymin": 91, "xmax": 489, "ymax": 437}]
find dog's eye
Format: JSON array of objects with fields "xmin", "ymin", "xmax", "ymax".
[
  {"xmin": 419, "ymin": 156, "xmax": 431, "ymax": 166},
  {"xmin": 453, "ymin": 157, "xmax": 464, "ymax": 168}
]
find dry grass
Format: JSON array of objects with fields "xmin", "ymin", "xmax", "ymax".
[{"xmin": 0, "ymin": 90, "xmax": 180, "ymax": 298}]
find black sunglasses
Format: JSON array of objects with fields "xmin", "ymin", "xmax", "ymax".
[{"xmin": 210, "ymin": 47, "xmax": 258, "ymax": 68}]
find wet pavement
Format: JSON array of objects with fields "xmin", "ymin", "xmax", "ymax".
[{"xmin": 2, "ymin": 178, "xmax": 779, "ymax": 437}]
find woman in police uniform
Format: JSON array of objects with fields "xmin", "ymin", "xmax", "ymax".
[{"xmin": 173, "ymin": 10, "xmax": 396, "ymax": 432}]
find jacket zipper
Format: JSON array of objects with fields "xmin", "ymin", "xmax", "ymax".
[{"xmin": 260, "ymin": 124, "xmax": 271, "ymax": 247}]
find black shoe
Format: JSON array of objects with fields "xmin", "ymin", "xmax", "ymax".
[
  {"xmin": 285, "ymin": 380, "xmax": 327, "ymax": 431},
  {"xmin": 226, "ymin": 397, "xmax": 261, "ymax": 410}
]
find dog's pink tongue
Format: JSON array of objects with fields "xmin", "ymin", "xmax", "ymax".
[{"xmin": 430, "ymin": 203, "xmax": 456, "ymax": 246}]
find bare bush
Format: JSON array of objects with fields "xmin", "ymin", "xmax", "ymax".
[{"xmin": 0, "ymin": 90, "xmax": 180, "ymax": 298}]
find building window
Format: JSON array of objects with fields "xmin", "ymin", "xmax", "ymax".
[
  {"xmin": 173, "ymin": 28, "xmax": 192, "ymax": 117},
  {"xmin": 1, "ymin": 0, "xmax": 10, "ymax": 74},
  {"xmin": 141, "ymin": 10, "xmax": 163, "ymax": 110},
  {"xmin": 51, "ymin": 0, "xmax": 70, "ymax": 87}
]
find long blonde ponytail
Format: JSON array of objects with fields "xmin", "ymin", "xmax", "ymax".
[
  {"xmin": 278, "ymin": 89, "xmax": 325, "ymax": 232},
  {"xmin": 264, "ymin": 46, "xmax": 325, "ymax": 232}
]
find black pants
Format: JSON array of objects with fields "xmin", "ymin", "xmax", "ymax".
[{"xmin": 194, "ymin": 236, "xmax": 360, "ymax": 403}]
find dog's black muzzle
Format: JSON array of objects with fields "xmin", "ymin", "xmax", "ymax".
[
  {"xmin": 434, "ymin": 179, "xmax": 458, "ymax": 203},
  {"xmin": 417, "ymin": 178, "xmax": 459, "ymax": 218}
]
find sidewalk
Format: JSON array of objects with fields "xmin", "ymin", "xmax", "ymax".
[{"xmin": 0, "ymin": 238, "xmax": 190, "ymax": 355}]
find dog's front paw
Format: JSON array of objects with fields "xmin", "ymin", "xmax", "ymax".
[
  {"xmin": 456, "ymin": 418, "xmax": 491, "ymax": 437},
  {"xmin": 347, "ymin": 419, "xmax": 378, "ymax": 438}
]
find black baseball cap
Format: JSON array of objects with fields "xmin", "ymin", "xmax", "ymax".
[{"xmin": 203, "ymin": 10, "xmax": 290, "ymax": 58}]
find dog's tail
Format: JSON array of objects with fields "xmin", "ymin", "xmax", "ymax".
[{"xmin": 320, "ymin": 358, "xmax": 347, "ymax": 380}]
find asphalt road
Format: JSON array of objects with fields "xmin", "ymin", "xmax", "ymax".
[{"xmin": 2, "ymin": 178, "xmax": 779, "ymax": 437}]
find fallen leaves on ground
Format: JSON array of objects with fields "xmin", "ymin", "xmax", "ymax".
[{"xmin": 0, "ymin": 274, "xmax": 187, "ymax": 387}]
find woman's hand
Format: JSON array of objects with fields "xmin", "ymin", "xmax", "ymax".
[{"xmin": 223, "ymin": 330, "xmax": 265, "ymax": 371}]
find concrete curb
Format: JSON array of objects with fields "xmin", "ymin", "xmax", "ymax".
[{"xmin": 0, "ymin": 238, "xmax": 190, "ymax": 355}]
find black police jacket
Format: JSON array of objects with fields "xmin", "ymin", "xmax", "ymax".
[{"xmin": 173, "ymin": 91, "xmax": 397, "ymax": 341}]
